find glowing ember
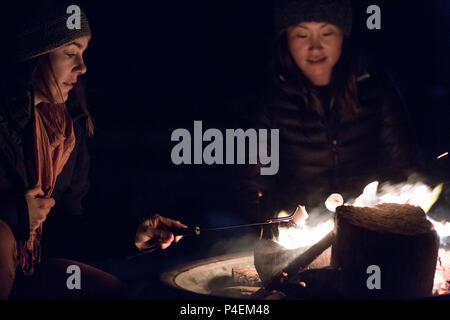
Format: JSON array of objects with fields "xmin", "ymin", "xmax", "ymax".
[
  {"xmin": 437, "ymin": 152, "xmax": 448, "ymax": 159},
  {"xmin": 434, "ymin": 249, "xmax": 450, "ymax": 295}
]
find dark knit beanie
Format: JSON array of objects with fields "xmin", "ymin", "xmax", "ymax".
[
  {"xmin": 274, "ymin": 0, "xmax": 353, "ymax": 37},
  {"xmin": 15, "ymin": 3, "xmax": 91, "ymax": 61}
]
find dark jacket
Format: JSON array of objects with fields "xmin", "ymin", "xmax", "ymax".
[
  {"xmin": 0, "ymin": 83, "xmax": 139, "ymax": 262},
  {"xmin": 237, "ymin": 65, "xmax": 417, "ymax": 223}
]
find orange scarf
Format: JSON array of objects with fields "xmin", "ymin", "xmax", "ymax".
[{"xmin": 19, "ymin": 102, "xmax": 76, "ymax": 275}]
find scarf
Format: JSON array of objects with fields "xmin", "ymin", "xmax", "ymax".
[{"xmin": 19, "ymin": 102, "xmax": 76, "ymax": 275}]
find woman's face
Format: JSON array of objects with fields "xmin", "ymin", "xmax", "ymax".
[
  {"xmin": 35, "ymin": 36, "xmax": 90, "ymax": 105},
  {"xmin": 287, "ymin": 22, "xmax": 343, "ymax": 86}
]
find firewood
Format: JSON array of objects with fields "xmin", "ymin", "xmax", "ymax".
[
  {"xmin": 331, "ymin": 203, "xmax": 439, "ymax": 298},
  {"xmin": 283, "ymin": 231, "xmax": 334, "ymax": 276},
  {"xmin": 254, "ymin": 232, "xmax": 334, "ymax": 287},
  {"xmin": 253, "ymin": 239, "xmax": 296, "ymax": 284},
  {"xmin": 231, "ymin": 267, "xmax": 262, "ymax": 287}
]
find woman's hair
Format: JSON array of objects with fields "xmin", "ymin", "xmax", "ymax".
[
  {"xmin": 272, "ymin": 31, "xmax": 367, "ymax": 118},
  {"xmin": 32, "ymin": 55, "xmax": 61, "ymax": 105},
  {"xmin": 29, "ymin": 54, "xmax": 94, "ymax": 136}
]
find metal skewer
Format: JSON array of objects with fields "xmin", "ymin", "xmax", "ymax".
[{"xmin": 171, "ymin": 214, "xmax": 296, "ymax": 237}]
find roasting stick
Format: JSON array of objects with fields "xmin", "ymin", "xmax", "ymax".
[
  {"xmin": 170, "ymin": 215, "xmax": 296, "ymax": 237},
  {"xmin": 170, "ymin": 205, "xmax": 310, "ymax": 236},
  {"xmin": 169, "ymin": 206, "xmax": 309, "ymax": 237}
]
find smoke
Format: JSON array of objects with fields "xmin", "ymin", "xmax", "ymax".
[{"xmin": 203, "ymin": 230, "xmax": 261, "ymax": 257}]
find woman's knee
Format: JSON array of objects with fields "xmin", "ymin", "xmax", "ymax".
[
  {"xmin": 0, "ymin": 220, "xmax": 18, "ymax": 299},
  {"xmin": 0, "ymin": 220, "xmax": 17, "ymax": 262},
  {"xmin": 37, "ymin": 258, "xmax": 126, "ymax": 299}
]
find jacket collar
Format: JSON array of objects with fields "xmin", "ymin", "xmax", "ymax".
[
  {"xmin": 0, "ymin": 85, "xmax": 35, "ymax": 187},
  {"xmin": 0, "ymin": 86, "xmax": 88, "ymax": 187},
  {"xmin": 4, "ymin": 85, "xmax": 89, "ymax": 127},
  {"xmin": 2, "ymin": 84, "xmax": 34, "ymax": 132}
]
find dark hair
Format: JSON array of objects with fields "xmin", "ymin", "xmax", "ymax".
[{"xmin": 272, "ymin": 31, "xmax": 366, "ymax": 118}]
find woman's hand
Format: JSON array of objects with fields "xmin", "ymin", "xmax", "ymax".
[
  {"xmin": 25, "ymin": 186, "xmax": 55, "ymax": 232},
  {"xmin": 135, "ymin": 214, "xmax": 188, "ymax": 252}
]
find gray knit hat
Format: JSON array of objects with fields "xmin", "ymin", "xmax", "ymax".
[
  {"xmin": 275, "ymin": 0, "xmax": 353, "ymax": 37},
  {"xmin": 15, "ymin": 3, "xmax": 91, "ymax": 61}
]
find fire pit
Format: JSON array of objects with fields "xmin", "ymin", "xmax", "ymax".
[
  {"xmin": 160, "ymin": 245, "xmax": 450, "ymax": 299},
  {"xmin": 161, "ymin": 251, "xmax": 261, "ymax": 299},
  {"xmin": 161, "ymin": 178, "xmax": 450, "ymax": 299}
]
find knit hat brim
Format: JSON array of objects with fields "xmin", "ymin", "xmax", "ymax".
[
  {"xmin": 16, "ymin": 5, "xmax": 91, "ymax": 61},
  {"xmin": 275, "ymin": 0, "xmax": 352, "ymax": 37}
]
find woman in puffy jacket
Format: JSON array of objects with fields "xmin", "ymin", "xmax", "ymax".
[{"xmin": 238, "ymin": 0, "xmax": 416, "ymax": 224}]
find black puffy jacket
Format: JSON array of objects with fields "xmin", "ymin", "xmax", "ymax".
[
  {"xmin": 237, "ymin": 65, "xmax": 417, "ymax": 223},
  {"xmin": 0, "ymin": 84, "xmax": 139, "ymax": 261}
]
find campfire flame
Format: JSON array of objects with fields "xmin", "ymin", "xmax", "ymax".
[
  {"xmin": 276, "ymin": 215, "xmax": 334, "ymax": 250},
  {"xmin": 276, "ymin": 179, "xmax": 448, "ymax": 249},
  {"xmin": 351, "ymin": 181, "xmax": 443, "ymax": 214}
]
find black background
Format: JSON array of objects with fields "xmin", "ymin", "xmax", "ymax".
[
  {"xmin": 1, "ymin": 0, "xmax": 450, "ymax": 299},
  {"xmin": 74, "ymin": 0, "xmax": 450, "ymax": 225}
]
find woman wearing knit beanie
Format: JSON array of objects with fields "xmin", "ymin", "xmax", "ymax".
[
  {"xmin": 239, "ymin": 0, "xmax": 417, "ymax": 228},
  {"xmin": 0, "ymin": 2, "xmax": 186, "ymax": 299}
]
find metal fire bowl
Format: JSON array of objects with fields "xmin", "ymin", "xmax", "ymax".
[
  {"xmin": 161, "ymin": 248, "xmax": 450, "ymax": 299},
  {"xmin": 161, "ymin": 251, "xmax": 261, "ymax": 299}
]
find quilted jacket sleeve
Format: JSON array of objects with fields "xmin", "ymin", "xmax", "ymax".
[{"xmin": 376, "ymin": 72, "xmax": 418, "ymax": 181}]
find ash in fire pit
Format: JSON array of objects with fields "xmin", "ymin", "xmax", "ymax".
[{"xmin": 161, "ymin": 252, "xmax": 263, "ymax": 299}]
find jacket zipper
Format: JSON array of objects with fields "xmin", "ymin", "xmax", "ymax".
[{"xmin": 323, "ymin": 95, "xmax": 339, "ymax": 188}]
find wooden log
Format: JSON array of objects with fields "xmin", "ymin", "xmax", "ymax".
[
  {"xmin": 283, "ymin": 231, "xmax": 334, "ymax": 275},
  {"xmin": 232, "ymin": 267, "xmax": 261, "ymax": 287},
  {"xmin": 254, "ymin": 232, "xmax": 333, "ymax": 287},
  {"xmin": 331, "ymin": 203, "xmax": 439, "ymax": 298},
  {"xmin": 253, "ymin": 239, "xmax": 297, "ymax": 285}
]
